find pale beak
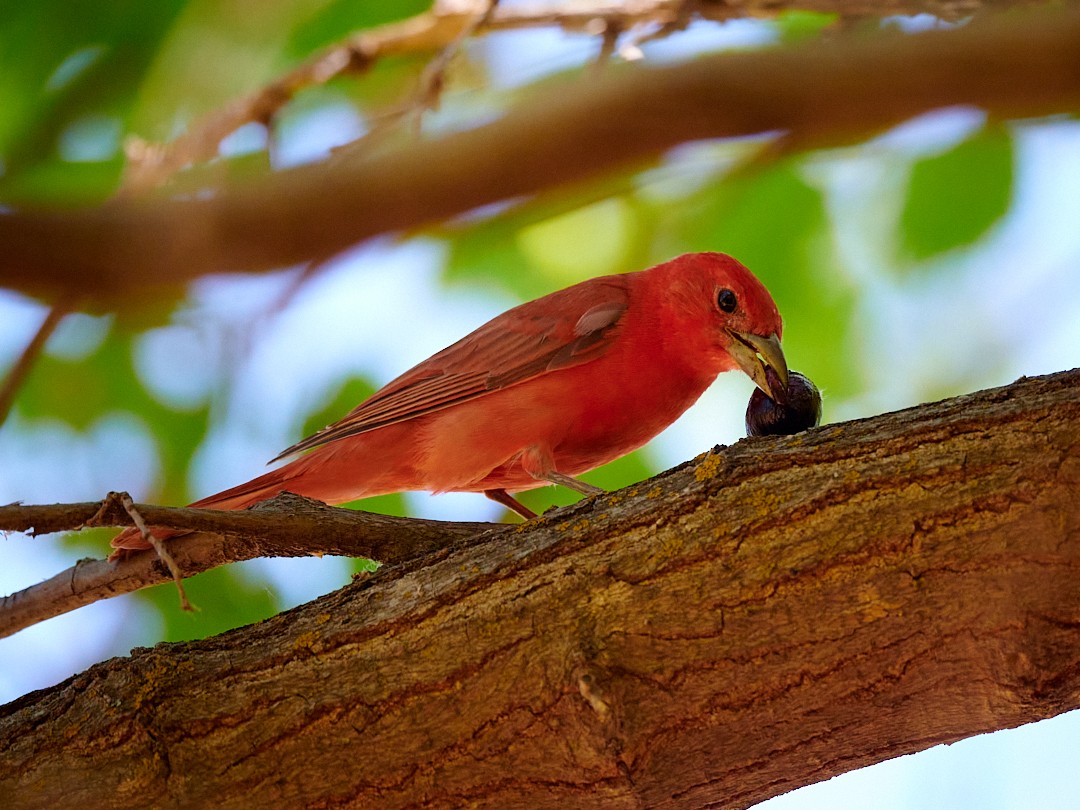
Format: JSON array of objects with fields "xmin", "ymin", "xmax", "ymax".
[{"xmin": 726, "ymin": 330, "xmax": 789, "ymax": 400}]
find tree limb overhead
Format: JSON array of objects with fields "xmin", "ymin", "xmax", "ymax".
[
  {"xmin": 117, "ymin": 0, "xmax": 1006, "ymax": 194},
  {"xmin": 3, "ymin": 8, "xmax": 1079, "ymax": 301},
  {"xmin": 1, "ymin": 368, "xmax": 1077, "ymax": 809}
]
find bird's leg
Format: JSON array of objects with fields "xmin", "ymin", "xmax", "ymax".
[
  {"xmin": 539, "ymin": 471, "xmax": 604, "ymax": 496},
  {"xmin": 484, "ymin": 488, "xmax": 537, "ymax": 519},
  {"xmin": 519, "ymin": 445, "xmax": 605, "ymax": 498}
]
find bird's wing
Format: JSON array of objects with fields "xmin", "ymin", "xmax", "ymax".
[{"xmin": 271, "ymin": 276, "xmax": 633, "ymax": 461}]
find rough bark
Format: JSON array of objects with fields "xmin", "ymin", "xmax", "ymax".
[{"xmin": 1, "ymin": 369, "xmax": 1078, "ymax": 809}]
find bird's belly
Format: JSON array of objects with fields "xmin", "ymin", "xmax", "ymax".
[{"xmin": 419, "ymin": 363, "xmax": 711, "ymax": 493}]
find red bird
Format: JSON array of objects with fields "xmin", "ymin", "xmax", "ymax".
[{"xmin": 112, "ymin": 252, "xmax": 786, "ymax": 553}]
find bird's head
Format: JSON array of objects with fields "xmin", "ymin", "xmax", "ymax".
[{"xmin": 654, "ymin": 252, "xmax": 788, "ymax": 400}]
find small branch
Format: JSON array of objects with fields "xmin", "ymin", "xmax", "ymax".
[
  {"xmin": 591, "ymin": 18, "xmax": 623, "ymax": 74},
  {"xmin": 0, "ymin": 493, "xmax": 500, "ymax": 638},
  {"xmin": 0, "ymin": 298, "xmax": 74, "ymax": 428},
  {"xmin": 116, "ymin": 492, "xmax": 192, "ymax": 612},
  {"xmin": 416, "ymin": 0, "xmax": 500, "ymax": 114},
  {"xmin": 345, "ymin": 0, "xmax": 503, "ymax": 153}
]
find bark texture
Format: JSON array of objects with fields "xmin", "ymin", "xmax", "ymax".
[{"xmin": 1, "ymin": 370, "xmax": 1078, "ymax": 809}]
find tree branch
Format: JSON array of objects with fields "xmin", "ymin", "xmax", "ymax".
[
  {"xmin": 0, "ymin": 298, "xmax": 73, "ymax": 428},
  {"xmin": 0, "ymin": 492, "xmax": 498, "ymax": 639},
  {"xmin": 3, "ymin": 7, "xmax": 1078, "ymax": 301},
  {"xmin": 1, "ymin": 368, "xmax": 1077, "ymax": 808},
  {"xmin": 118, "ymin": 0, "xmax": 1001, "ymax": 193}
]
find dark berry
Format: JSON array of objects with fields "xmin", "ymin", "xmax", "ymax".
[{"xmin": 745, "ymin": 370, "xmax": 822, "ymax": 437}]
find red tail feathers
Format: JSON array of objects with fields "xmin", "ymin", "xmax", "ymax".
[{"xmin": 108, "ymin": 461, "xmax": 305, "ymax": 556}]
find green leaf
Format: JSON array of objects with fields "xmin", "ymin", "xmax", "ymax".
[
  {"xmin": 774, "ymin": 11, "xmax": 839, "ymax": 43},
  {"xmin": 140, "ymin": 563, "xmax": 280, "ymax": 643},
  {"xmin": 443, "ymin": 215, "xmax": 539, "ymax": 299},
  {"xmin": 0, "ymin": 2, "xmax": 188, "ymax": 201},
  {"xmin": 516, "ymin": 197, "xmax": 639, "ymax": 286},
  {"xmin": 128, "ymin": 1, "xmax": 321, "ymax": 140},
  {"xmin": 441, "ymin": 181, "xmax": 650, "ymax": 301},
  {"xmin": 288, "ymin": 0, "xmax": 433, "ymax": 56},
  {"xmin": 899, "ymin": 127, "xmax": 1014, "ymax": 261}
]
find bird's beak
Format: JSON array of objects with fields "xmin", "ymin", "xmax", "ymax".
[{"xmin": 726, "ymin": 330, "xmax": 789, "ymax": 400}]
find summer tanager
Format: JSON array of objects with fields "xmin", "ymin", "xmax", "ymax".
[{"xmin": 112, "ymin": 252, "xmax": 786, "ymax": 553}]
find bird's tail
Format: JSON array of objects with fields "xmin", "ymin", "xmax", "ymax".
[
  {"xmin": 108, "ymin": 426, "xmax": 416, "ymax": 559},
  {"xmin": 109, "ymin": 455, "xmax": 316, "ymax": 556}
]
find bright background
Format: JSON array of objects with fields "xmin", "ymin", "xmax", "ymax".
[{"xmin": 1, "ymin": 3, "xmax": 1078, "ymax": 806}]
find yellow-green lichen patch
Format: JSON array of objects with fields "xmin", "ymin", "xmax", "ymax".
[
  {"xmin": 293, "ymin": 631, "xmax": 322, "ymax": 654},
  {"xmin": 854, "ymin": 584, "xmax": 902, "ymax": 622},
  {"xmin": 569, "ymin": 518, "xmax": 592, "ymax": 534},
  {"xmin": 694, "ymin": 452, "xmax": 725, "ymax": 482},
  {"xmin": 746, "ymin": 485, "xmax": 783, "ymax": 517},
  {"xmin": 128, "ymin": 656, "xmax": 182, "ymax": 711}
]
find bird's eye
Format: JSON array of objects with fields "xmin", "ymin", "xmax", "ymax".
[{"xmin": 716, "ymin": 288, "xmax": 738, "ymax": 314}]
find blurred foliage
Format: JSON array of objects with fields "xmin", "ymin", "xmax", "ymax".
[
  {"xmin": 899, "ymin": 126, "xmax": 1014, "ymax": 263},
  {"xmin": 0, "ymin": 3, "xmax": 186, "ymax": 183},
  {"xmin": 16, "ymin": 321, "xmax": 211, "ymax": 501},
  {"xmin": 288, "ymin": 0, "xmax": 432, "ymax": 55},
  {"xmin": 301, "ymin": 374, "xmax": 410, "ymax": 534},
  {"xmin": 774, "ymin": 10, "xmax": 840, "ymax": 42},
  {"xmin": 0, "ymin": 2, "xmax": 1031, "ymax": 651},
  {"xmin": 299, "ymin": 375, "xmax": 376, "ymax": 440},
  {"xmin": 671, "ymin": 161, "xmax": 855, "ymax": 399},
  {"xmin": 0, "ymin": 0, "xmax": 434, "ymax": 205},
  {"xmin": 144, "ymin": 562, "xmax": 279, "ymax": 643}
]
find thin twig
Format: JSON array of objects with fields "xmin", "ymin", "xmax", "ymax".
[
  {"xmin": 621, "ymin": 0, "xmax": 698, "ymax": 53},
  {"xmin": 0, "ymin": 297, "xmax": 75, "ymax": 428},
  {"xmin": 417, "ymin": 0, "xmax": 500, "ymax": 115},
  {"xmin": 117, "ymin": 0, "xmax": 999, "ymax": 194},
  {"xmin": 336, "ymin": 0, "xmax": 503, "ymax": 154},
  {"xmin": 0, "ymin": 492, "xmax": 501, "ymax": 638},
  {"xmin": 591, "ymin": 19, "xmax": 623, "ymax": 74},
  {"xmin": 118, "ymin": 492, "xmax": 193, "ymax": 612}
]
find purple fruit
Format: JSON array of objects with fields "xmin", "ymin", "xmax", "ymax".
[{"xmin": 745, "ymin": 369, "xmax": 822, "ymax": 437}]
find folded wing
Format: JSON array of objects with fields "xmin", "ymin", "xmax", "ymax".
[{"xmin": 271, "ymin": 276, "xmax": 633, "ymax": 462}]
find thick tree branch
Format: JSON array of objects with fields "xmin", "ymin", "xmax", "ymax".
[
  {"xmin": 0, "ymin": 493, "xmax": 497, "ymax": 639},
  {"xmin": 1, "ymin": 368, "xmax": 1077, "ymax": 808},
  {"xmin": 3, "ymin": 8, "xmax": 1078, "ymax": 300}
]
